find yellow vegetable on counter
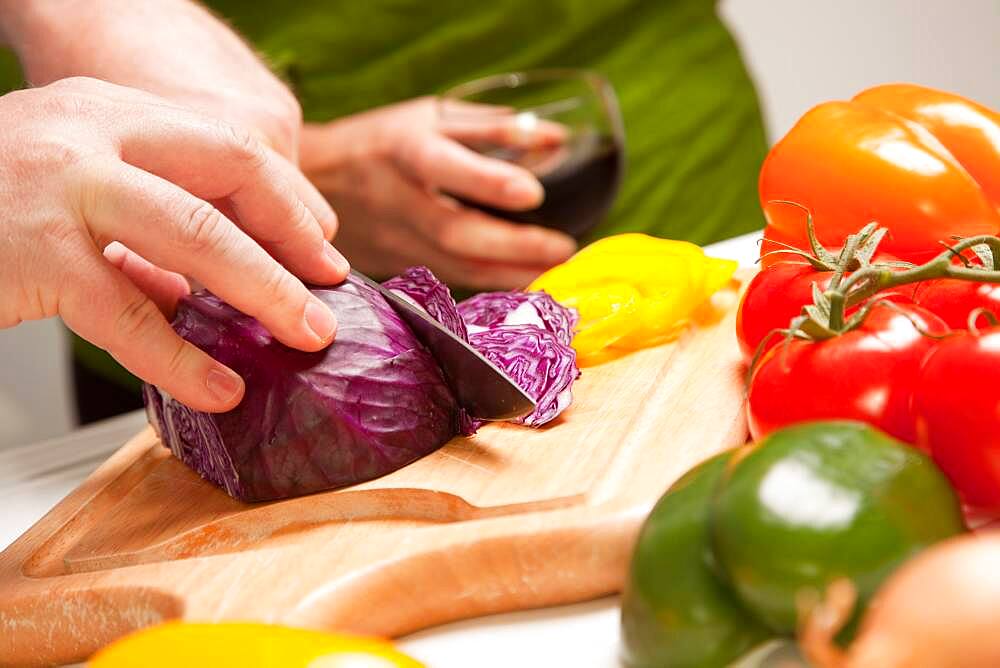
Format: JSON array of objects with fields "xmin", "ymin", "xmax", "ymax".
[
  {"xmin": 88, "ymin": 621, "xmax": 424, "ymax": 668},
  {"xmin": 528, "ymin": 234, "xmax": 737, "ymax": 365}
]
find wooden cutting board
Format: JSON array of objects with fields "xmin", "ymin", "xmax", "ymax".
[{"xmin": 0, "ymin": 276, "xmax": 750, "ymax": 667}]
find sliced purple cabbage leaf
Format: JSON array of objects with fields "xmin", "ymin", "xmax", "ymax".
[
  {"xmin": 382, "ymin": 266, "xmax": 468, "ymax": 342},
  {"xmin": 455, "ymin": 290, "xmax": 580, "ymax": 428},
  {"xmin": 144, "ymin": 273, "xmax": 464, "ymax": 502},
  {"xmin": 384, "ymin": 268, "xmax": 581, "ymax": 428},
  {"xmin": 457, "ymin": 291, "xmax": 578, "ymax": 346},
  {"xmin": 467, "ymin": 325, "xmax": 579, "ymax": 427},
  {"xmin": 146, "ymin": 266, "xmax": 581, "ymax": 502}
]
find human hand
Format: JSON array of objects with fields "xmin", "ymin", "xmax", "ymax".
[
  {"xmin": 0, "ymin": 0, "xmax": 302, "ymax": 160},
  {"xmin": 300, "ymin": 98, "xmax": 577, "ymax": 290},
  {"xmin": 0, "ymin": 77, "xmax": 349, "ymax": 412}
]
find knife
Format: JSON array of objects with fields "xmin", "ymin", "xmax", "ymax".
[{"xmin": 350, "ymin": 270, "xmax": 537, "ymax": 421}]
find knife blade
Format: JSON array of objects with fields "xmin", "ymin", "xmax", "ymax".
[{"xmin": 350, "ymin": 270, "xmax": 536, "ymax": 421}]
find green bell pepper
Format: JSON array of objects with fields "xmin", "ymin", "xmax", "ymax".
[
  {"xmin": 620, "ymin": 452, "xmax": 769, "ymax": 668},
  {"xmin": 621, "ymin": 421, "xmax": 966, "ymax": 667}
]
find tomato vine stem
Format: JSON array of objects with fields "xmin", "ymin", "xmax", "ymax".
[
  {"xmin": 763, "ymin": 219, "xmax": 1000, "ymax": 350},
  {"xmin": 837, "ymin": 235, "xmax": 1000, "ymax": 313}
]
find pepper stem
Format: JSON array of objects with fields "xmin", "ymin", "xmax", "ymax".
[{"xmin": 798, "ymin": 578, "xmax": 856, "ymax": 668}]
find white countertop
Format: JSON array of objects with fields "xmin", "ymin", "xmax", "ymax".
[{"xmin": 0, "ymin": 232, "xmax": 762, "ymax": 667}]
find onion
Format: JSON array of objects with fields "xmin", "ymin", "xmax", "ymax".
[{"xmin": 801, "ymin": 531, "xmax": 1000, "ymax": 668}]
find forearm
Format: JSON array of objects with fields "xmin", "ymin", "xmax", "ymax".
[
  {"xmin": 0, "ymin": 0, "xmax": 252, "ymax": 85},
  {"xmin": 0, "ymin": 0, "xmax": 301, "ymax": 158}
]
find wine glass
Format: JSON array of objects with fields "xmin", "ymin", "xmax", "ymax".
[{"xmin": 439, "ymin": 69, "xmax": 626, "ymax": 240}]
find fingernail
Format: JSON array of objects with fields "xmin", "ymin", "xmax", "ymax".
[
  {"xmin": 324, "ymin": 243, "xmax": 350, "ymax": 275},
  {"xmin": 102, "ymin": 241, "xmax": 127, "ymax": 266},
  {"xmin": 503, "ymin": 177, "xmax": 544, "ymax": 207},
  {"xmin": 304, "ymin": 298, "xmax": 337, "ymax": 343},
  {"xmin": 206, "ymin": 367, "xmax": 244, "ymax": 406}
]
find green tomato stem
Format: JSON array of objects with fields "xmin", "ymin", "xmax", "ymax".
[
  {"xmin": 781, "ymin": 233, "xmax": 1000, "ymax": 344},
  {"xmin": 827, "ymin": 236, "xmax": 1000, "ymax": 326}
]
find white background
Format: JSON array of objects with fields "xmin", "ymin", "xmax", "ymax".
[{"xmin": 2, "ymin": 0, "xmax": 1000, "ymax": 449}]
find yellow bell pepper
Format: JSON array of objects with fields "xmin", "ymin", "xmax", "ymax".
[
  {"xmin": 88, "ymin": 621, "xmax": 424, "ymax": 668},
  {"xmin": 529, "ymin": 234, "xmax": 737, "ymax": 365}
]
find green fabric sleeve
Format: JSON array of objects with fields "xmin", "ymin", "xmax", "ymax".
[{"xmin": 0, "ymin": 48, "xmax": 23, "ymax": 89}]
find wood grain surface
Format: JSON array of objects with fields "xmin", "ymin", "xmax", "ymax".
[{"xmin": 0, "ymin": 277, "xmax": 750, "ymax": 667}]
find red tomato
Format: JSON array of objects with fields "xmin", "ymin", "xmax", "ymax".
[
  {"xmin": 912, "ymin": 279, "xmax": 1000, "ymax": 330},
  {"xmin": 737, "ymin": 258, "xmax": 912, "ymax": 360},
  {"xmin": 747, "ymin": 304, "xmax": 949, "ymax": 445},
  {"xmin": 914, "ymin": 327, "xmax": 1000, "ymax": 510},
  {"xmin": 759, "ymin": 101, "xmax": 999, "ymax": 265},
  {"xmin": 736, "ymin": 262, "xmax": 829, "ymax": 359}
]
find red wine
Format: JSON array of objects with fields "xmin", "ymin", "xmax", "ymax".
[{"xmin": 456, "ymin": 131, "xmax": 623, "ymax": 239}]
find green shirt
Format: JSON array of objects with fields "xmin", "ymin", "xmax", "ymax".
[
  {"xmin": 0, "ymin": 0, "xmax": 767, "ymax": 390},
  {"xmin": 210, "ymin": 0, "xmax": 767, "ymax": 244}
]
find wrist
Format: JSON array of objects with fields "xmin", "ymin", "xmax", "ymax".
[
  {"xmin": 300, "ymin": 121, "xmax": 348, "ymax": 175},
  {"xmin": 300, "ymin": 111, "xmax": 391, "ymax": 175}
]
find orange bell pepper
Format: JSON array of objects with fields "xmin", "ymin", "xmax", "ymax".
[
  {"xmin": 854, "ymin": 84, "xmax": 1000, "ymax": 208},
  {"xmin": 760, "ymin": 85, "xmax": 1000, "ymax": 266}
]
